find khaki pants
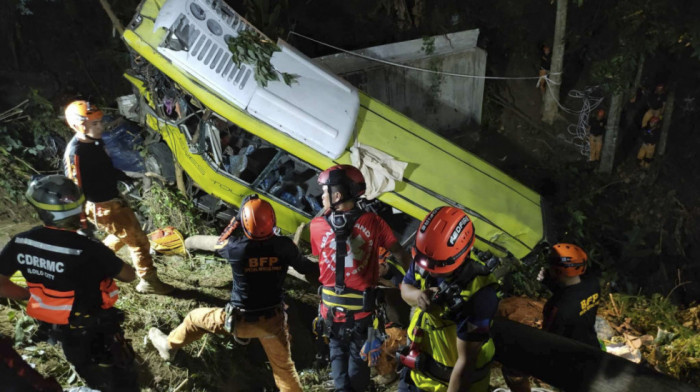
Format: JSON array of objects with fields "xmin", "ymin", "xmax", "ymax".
[
  {"xmin": 537, "ymin": 69, "xmax": 548, "ymax": 93},
  {"xmin": 168, "ymin": 307, "xmax": 302, "ymax": 392},
  {"xmin": 641, "ymin": 109, "xmax": 662, "ymax": 128},
  {"xmin": 589, "ymin": 135, "xmax": 603, "ymax": 162},
  {"xmin": 85, "ymin": 199, "xmax": 154, "ymax": 277},
  {"xmin": 637, "ymin": 143, "xmax": 656, "ymax": 168}
]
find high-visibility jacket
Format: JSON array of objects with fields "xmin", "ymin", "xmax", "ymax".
[
  {"xmin": 407, "ymin": 262, "xmax": 498, "ymax": 392},
  {"xmin": 0, "ymin": 226, "xmax": 124, "ymax": 325}
]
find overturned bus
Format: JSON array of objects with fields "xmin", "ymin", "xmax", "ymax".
[{"xmin": 121, "ymin": 0, "xmax": 551, "ymax": 260}]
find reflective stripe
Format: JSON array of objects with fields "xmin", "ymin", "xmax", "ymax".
[
  {"xmin": 26, "ymin": 193, "xmax": 85, "ymax": 212},
  {"xmin": 15, "ymin": 238, "xmax": 83, "ymax": 255},
  {"xmin": 407, "ymin": 260, "xmax": 498, "ymax": 392},
  {"xmin": 321, "ymin": 287, "xmax": 365, "ymax": 310},
  {"xmin": 28, "ymin": 294, "xmax": 73, "ymax": 311},
  {"xmin": 26, "ymin": 283, "xmax": 74, "ymax": 325},
  {"xmin": 100, "ymin": 278, "xmax": 119, "ymax": 310}
]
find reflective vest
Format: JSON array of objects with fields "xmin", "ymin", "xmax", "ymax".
[
  {"xmin": 26, "ymin": 283, "xmax": 75, "ymax": 325},
  {"xmin": 407, "ymin": 262, "xmax": 498, "ymax": 392}
]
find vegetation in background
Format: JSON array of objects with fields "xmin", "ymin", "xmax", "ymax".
[
  {"xmin": 136, "ymin": 182, "xmax": 216, "ymax": 237},
  {"xmin": 0, "ymin": 91, "xmax": 69, "ymax": 220},
  {"xmin": 601, "ymin": 294, "xmax": 700, "ymax": 385},
  {"xmin": 243, "ymin": 0, "xmax": 289, "ymax": 40},
  {"xmin": 421, "ymin": 36, "xmax": 445, "ymax": 112}
]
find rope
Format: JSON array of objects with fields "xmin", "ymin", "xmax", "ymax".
[
  {"xmin": 288, "ymin": 31, "xmax": 559, "ymax": 81},
  {"xmin": 289, "ymin": 30, "xmax": 603, "ymax": 159},
  {"xmin": 561, "ymin": 87, "xmax": 604, "ymax": 157},
  {"xmin": 492, "ymin": 388, "xmax": 556, "ymax": 392}
]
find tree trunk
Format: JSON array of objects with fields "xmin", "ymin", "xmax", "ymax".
[
  {"xmin": 542, "ymin": 0, "xmax": 568, "ymax": 124},
  {"xmin": 657, "ymin": 90, "xmax": 674, "ymax": 156},
  {"xmin": 630, "ymin": 55, "xmax": 645, "ymax": 100},
  {"xmin": 599, "ymin": 91, "xmax": 623, "ymax": 174}
]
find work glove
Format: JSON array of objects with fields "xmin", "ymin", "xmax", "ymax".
[{"xmin": 360, "ymin": 334, "xmax": 384, "ymax": 367}]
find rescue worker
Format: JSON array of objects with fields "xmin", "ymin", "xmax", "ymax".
[
  {"xmin": 63, "ymin": 100, "xmax": 173, "ymax": 294},
  {"xmin": 587, "ymin": 109, "xmax": 606, "ymax": 162},
  {"xmin": 0, "ymin": 175, "xmax": 139, "ymax": 391},
  {"xmin": 504, "ymin": 243, "xmax": 600, "ymax": 392},
  {"xmin": 641, "ymin": 83, "xmax": 666, "ymax": 128},
  {"xmin": 541, "ymin": 243, "xmax": 600, "ymax": 346},
  {"xmin": 637, "ymin": 116, "xmax": 661, "ymax": 168},
  {"xmin": 398, "ymin": 207, "xmax": 499, "ymax": 392},
  {"xmin": 148, "ymin": 195, "xmax": 316, "ymax": 392},
  {"xmin": 310, "ymin": 164, "xmax": 410, "ymax": 392}
]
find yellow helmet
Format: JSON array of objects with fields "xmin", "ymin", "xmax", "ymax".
[
  {"xmin": 148, "ymin": 226, "xmax": 186, "ymax": 255},
  {"xmin": 65, "ymin": 100, "xmax": 103, "ymax": 133}
]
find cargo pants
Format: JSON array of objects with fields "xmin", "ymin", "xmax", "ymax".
[
  {"xmin": 167, "ymin": 307, "xmax": 303, "ymax": 392},
  {"xmin": 85, "ymin": 199, "xmax": 155, "ymax": 278}
]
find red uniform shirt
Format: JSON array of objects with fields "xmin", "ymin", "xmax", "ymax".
[{"xmin": 310, "ymin": 211, "xmax": 397, "ymax": 320}]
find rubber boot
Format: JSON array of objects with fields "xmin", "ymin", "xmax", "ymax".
[
  {"xmin": 148, "ymin": 328, "xmax": 178, "ymax": 361},
  {"xmin": 136, "ymin": 270, "xmax": 174, "ymax": 295}
]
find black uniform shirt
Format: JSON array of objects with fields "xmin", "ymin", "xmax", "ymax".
[
  {"xmin": 217, "ymin": 235, "xmax": 316, "ymax": 311},
  {"xmin": 0, "ymin": 226, "xmax": 123, "ymax": 316},
  {"xmin": 542, "ymin": 276, "xmax": 600, "ymax": 347},
  {"xmin": 63, "ymin": 136, "xmax": 128, "ymax": 202},
  {"xmin": 588, "ymin": 116, "xmax": 606, "ymax": 137},
  {"xmin": 647, "ymin": 92, "xmax": 666, "ymax": 110}
]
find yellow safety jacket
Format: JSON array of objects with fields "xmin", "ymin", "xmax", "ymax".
[{"xmin": 407, "ymin": 260, "xmax": 498, "ymax": 392}]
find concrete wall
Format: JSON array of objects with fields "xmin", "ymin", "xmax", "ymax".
[{"xmin": 314, "ymin": 29, "xmax": 487, "ymax": 136}]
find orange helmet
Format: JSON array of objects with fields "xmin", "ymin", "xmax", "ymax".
[
  {"xmin": 65, "ymin": 100, "xmax": 103, "ymax": 133},
  {"xmin": 239, "ymin": 194, "xmax": 276, "ymax": 240},
  {"xmin": 548, "ymin": 243, "xmax": 587, "ymax": 277},
  {"xmin": 596, "ymin": 109, "xmax": 606, "ymax": 118},
  {"xmin": 413, "ymin": 206, "xmax": 475, "ymax": 275}
]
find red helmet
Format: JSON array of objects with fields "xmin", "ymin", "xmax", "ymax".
[
  {"xmin": 596, "ymin": 109, "xmax": 606, "ymax": 118},
  {"xmin": 649, "ymin": 116, "xmax": 661, "ymax": 126},
  {"xmin": 239, "ymin": 194, "xmax": 276, "ymax": 240},
  {"xmin": 65, "ymin": 100, "xmax": 103, "ymax": 133},
  {"xmin": 318, "ymin": 164, "xmax": 366, "ymax": 199},
  {"xmin": 548, "ymin": 243, "xmax": 587, "ymax": 277},
  {"xmin": 413, "ymin": 207, "xmax": 475, "ymax": 275}
]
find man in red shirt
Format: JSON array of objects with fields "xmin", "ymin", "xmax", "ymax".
[{"xmin": 310, "ymin": 164, "xmax": 410, "ymax": 391}]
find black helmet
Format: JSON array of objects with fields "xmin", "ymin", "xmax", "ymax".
[{"xmin": 26, "ymin": 175, "xmax": 85, "ymax": 227}]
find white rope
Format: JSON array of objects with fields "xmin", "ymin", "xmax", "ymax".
[
  {"xmin": 289, "ymin": 31, "xmax": 560, "ymax": 81},
  {"xmin": 562, "ymin": 87, "xmax": 604, "ymax": 157},
  {"xmin": 290, "ymin": 30, "xmax": 601, "ymax": 158}
]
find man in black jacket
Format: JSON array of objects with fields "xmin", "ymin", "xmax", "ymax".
[
  {"xmin": 148, "ymin": 195, "xmax": 317, "ymax": 392},
  {"xmin": 63, "ymin": 100, "xmax": 172, "ymax": 294},
  {"xmin": 0, "ymin": 175, "xmax": 138, "ymax": 391},
  {"xmin": 504, "ymin": 243, "xmax": 601, "ymax": 392},
  {"xmin": 637, "ymin": 116, "xmax": 661, "ymax": 168}
]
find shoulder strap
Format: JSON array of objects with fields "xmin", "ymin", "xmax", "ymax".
[{"xmin": 325, "ymin": 208, "xmax": 364, "ymax": 293}]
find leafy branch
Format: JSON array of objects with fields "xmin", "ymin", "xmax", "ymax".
[{"xmin": 226, "ymin": 30, "xmax": 298, "ymax": 87}]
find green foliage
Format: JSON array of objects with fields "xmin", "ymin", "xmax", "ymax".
[
  {"xmin": 421, "ymin": 36, "xmax": 444, "ymax": 112},
  {"xmin": 243, "ymin": 0, "xmax": 289, "ymax": 40},
  {"xmin": 0, "ymin": 90, "xmax": 68, "ymax": 215},
  {"xmin": 608, "ymin": 294, "xmax": 688, "ymax": 336},
  {"xmin": 227, "ymin": 30, "xmax": 298, "ymax": 88},
  {"xmin": 137, "ymin": 182, "xmax": 215, "ymax": 237},
  {"xmin": 605, "ymin": 294, "xmax": 700, "ymax": 384}
]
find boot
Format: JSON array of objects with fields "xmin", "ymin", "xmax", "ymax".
[
  {"xmin": 136, "ymin": 270, "xmax": 175, "ymax": 295},
  {"xmin": 148, "ymin": 328, "xmax": 178, "ymax": 361}
]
